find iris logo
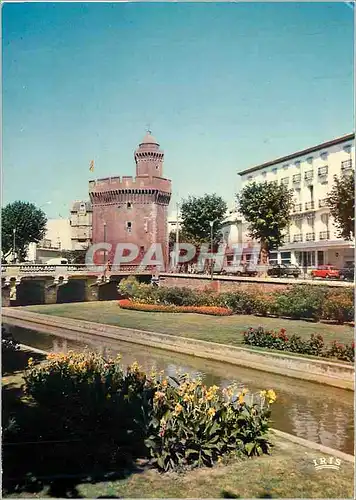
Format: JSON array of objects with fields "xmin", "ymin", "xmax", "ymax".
[{"xmin": 312, "ymin": 457, "xmax": 342, "ymax": 471}]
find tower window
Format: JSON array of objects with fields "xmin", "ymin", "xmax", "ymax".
[
  {"xmin": 127, "ymin": 202, "xmax": 132, "ymax": 209},
  {"xmin": 126, "ymin": 221, "xmax": 132, "ymax": 233}
]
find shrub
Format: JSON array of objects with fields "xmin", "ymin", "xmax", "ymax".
[
  {"xmin": 243, "ymin": 327, "xmax": 289, "ymax": 350},
  {"xmin": 145, "ymin": 374, "xmax": 276, "ymax": 471},
  {"xmin": 242, "ymin": 327, "xmax": 353, "ymax": 361},
  {"xmin": 322, "ymin": 290, "xmax": 354, "ymax": 324},
  {"xmin": 118, "ymin": 299, "xmax": 232, "ymax": 316},
  {"xmin": 217, "ymin": 291, "xmax": 255, "ymax": 315},
  {"xmin": 325, "ymin": 341, "xmax": 355, "ymax": 362},
  {"xmin": 24, "ymin": 351, "xmax": 156, "ymax": 451},
  {"xmin": 274, "ymin": 285, "xmax": 327, "ymax": 320},
  {"xmin": 250, "ymin": 293, "xmax": 278, "ymax": 317},
  {"xmin": 24, "ymin": 352, "xmax": 276, "ymax": 472}
]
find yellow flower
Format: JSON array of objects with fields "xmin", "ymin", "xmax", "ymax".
[
  {"xmin": 260, "ymin": 390, "xmax": 267, "ymax": 398},
  {"xmin": 267, "ymin": 389, "xmax": 277, "ymax": 404},
  {"xmin": 207, "ymin": 407, "xmax": 216, "ymax": 418},
  {"xmin": 106, "ymin": 394, "xmax": 111, "ymax": 400},
  {"xmin": 130, "ymin": 361, "xmax": 140, "ymax": 371},
  {"xmin": 154, "ymin": 391, "xmax": 165, "ymax": 401},
  {"xmin": 217, "ymin": 456, "xmax": 222, "ymax": 463},
  {"xmin": 238, "ymin": 394, "xmax": 244, "ymax": 405},
  {"xmin": 174, "ymin": 403, "xmax": 183, "ymax": 415},
  {"xmin": 162, "ymin": 379, "xmax": 168, "ymax": 387},
  {"xmin": 27, "ymin": 357, "xmax": 34, "ymax": 367}
]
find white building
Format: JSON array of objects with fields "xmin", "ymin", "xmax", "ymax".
[
  {"xmin": 27, "ymin": 218, "xmax": 72, "ymax": 263},
  {"xmin": 238, "ymin": 133, "xmax": 355, "ymax": 269}
]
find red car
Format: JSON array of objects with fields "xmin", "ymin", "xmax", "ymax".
[{"xmin": 311, "ymin": 265, "xmax": 340, "ymax": 279}]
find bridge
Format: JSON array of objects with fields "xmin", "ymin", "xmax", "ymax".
[{"xmin": 1, "ymin": 264, "xmax": 153, "ymax": 306}]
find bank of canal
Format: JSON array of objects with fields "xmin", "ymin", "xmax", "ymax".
[{"xmin": 4, "ymin": 324, "xmax": 354, "ymax": 456}]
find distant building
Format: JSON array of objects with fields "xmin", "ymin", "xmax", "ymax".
[
  {"xmin": 238, "ymin": 133, "xmax": 355, "ymax": 268},
  {"xmin": 70, "ymin": 201, "xmax": 93, "ymax": 250},
  {"xmin": 167, "ymin": 211, "xmax": 182, "ymax": 235},
  {"xmin": 89, "ymin": 132, "xmax": 172, "ymax": 267},
  {"xmin": 27, "ymin": 218, "xmax": 72, "ymax": 263}
]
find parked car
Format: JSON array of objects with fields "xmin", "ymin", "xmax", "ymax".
[
  {"xmin": 267, "ymin": 264, "xmax": 301, "ymax": 278},
  {"xmin": 311, "ymin": 265, "xmax": 340, "ymax": 279},
  {"xmin": 339, "ymin": 264, "xmax": 354, "ymax": 281}
]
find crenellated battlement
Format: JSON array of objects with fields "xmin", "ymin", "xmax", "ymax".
[{"xmin": 89, "ymin": 175, "xmax": 171, "ymax": 194}]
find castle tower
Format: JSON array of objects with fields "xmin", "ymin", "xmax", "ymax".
[{"xmin": 89, "ymin": 132, "xmax": 171, "ymax": 268}]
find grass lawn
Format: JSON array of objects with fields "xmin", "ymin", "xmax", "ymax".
[
  {"xmin": 25, "ymin": 301, "xmax": 353, "ymax": 347},
  {"xmin": 2, "ymin": 349, "xmax": 354, "ymax": 499}
]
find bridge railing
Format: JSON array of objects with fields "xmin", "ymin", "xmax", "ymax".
[{"xmin": 1, "ymin": 264, "xmax": 153, "ymax": 276}]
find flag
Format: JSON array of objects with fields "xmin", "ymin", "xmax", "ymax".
[{"xmin": 89, "ymin": 160, "xmax": 94, "ymax": 172}]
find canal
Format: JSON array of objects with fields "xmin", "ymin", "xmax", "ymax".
[{"xmin": 5, "ymin": 324, "xmax": 354, "ymax": 455}]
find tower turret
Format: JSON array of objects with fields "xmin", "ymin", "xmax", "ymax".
[{"xmin": 134, "ymin": 131, "xmax": 164, "ymax": 177}]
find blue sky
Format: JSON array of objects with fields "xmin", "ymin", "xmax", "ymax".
[{"xmin": 2, "ymin": 2, "xmax": 354, "ymax": 218}]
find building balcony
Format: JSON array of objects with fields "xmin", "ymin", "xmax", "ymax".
[
  {"xmin": 319, "ymin": 231, "xmax": 330, "ymax": 240},
  {"xmin": 341, "ymin": 159, "xmax": 353, "ymax": 172},
  {"xmin": 318, "ymin": 166, "xmax": 328, "ymax": 177},
  {"xmin": 305, "ymin": 201, "xmax": 315, "ymax": 211},
  {"xmin": 304, "ymin": 171, "xmax": 314, "ymax": 181},
  {"xmin": 306, "ymin": 232, "xmax": 316, "ymax": 242},
  {"xmin": 292, "ymin": 174, "xmax": 301, "ymax": 183},
  {"xmin": 319, "ymin": 198, "xmax": 328, "ymax": 208},
  {"xmin": 292, "ymin": 203, "xmax": 302, "ymax": 213},
  {"xmin": 281, "ymin": 177, "xmax": 289, "ymax": 186},
  {"xmin": 293, "ymin": 234, "xmax": 303, "ymax": 243}
]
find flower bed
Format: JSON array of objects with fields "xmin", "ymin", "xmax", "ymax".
[
  {"xmin": 16, "ymin": 351, "xmax": 276, "ymax": 473},
  {"xmin": 242, "ymin": 327, "xmax": 354, "ymax": 362},
  {"xmin": 118, "ymin": 299, "xmax": 233, "ymax": 316},
  {"xmin": 118, "ymin": 277, "xmax": 354, "ymax": 324}
]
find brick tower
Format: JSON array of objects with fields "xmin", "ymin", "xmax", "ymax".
[{"xmin": 89, "ymin": 132, "xmax": 172, "ymax": 267}]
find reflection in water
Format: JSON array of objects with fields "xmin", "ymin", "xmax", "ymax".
[{"xmin": 6, "ymin": 324, "xmax": 354, "ymax": 455}]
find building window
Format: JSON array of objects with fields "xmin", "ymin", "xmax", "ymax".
[
  {"xmin": 247, "ymin": 175, "xmax": 253, "ymax": 181},
  {"xmin": 307, "ymin": 156, "xmax": 313, "ymax": 164},
  {"xmin": 269, "ymin": 252, "xmax": 278, "ymax": 264},
  {"xmin": 262, "ymin": 171, "xmax": 267, "ymax": 177},
  {"xmin": 320, "ymin": 152, "xmax": 328, "ymax": 161},
  {"xmin": 283, "ymin": 164, "xmax": 289, "ymax": 170},
  {"xmin": 343, "ymin": 144, "xmax": 352, "ymax": 154},
  {"xmin": 318, "ymin": 166, "xmax": 328, "ymax": 177},
  {"xmin": 281, "ymin": 177, "xmax": 289, "ymax": 186},
  {"xmin": 126, "ymin": 221, "xmax": 132, "ymax": 233},
  {"xmin": 295, "ymin": 161, "xmax": 301, "ymax": 168},
  {"xmin": 127, "ymin": 202, "xmax": 132, "ymax": 209},
  {"xmin": 272, "ymin": 168, "xmax": 278, "ymax": 174},
  {"xmin": 281, "ymin": 252, "xmax": 291, "ymax": 264}
]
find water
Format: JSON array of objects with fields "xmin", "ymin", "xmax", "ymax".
[{"xmin": 5, "ymin": 324, "xmax": 354, "ymax": 455}]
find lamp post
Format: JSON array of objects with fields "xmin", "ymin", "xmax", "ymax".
[
  {"xmin": 103, "ymin": 222, "xmax": 107, "ymax": 265},
  {"xmin": 175, "ymin": 202, "xmax": 179, "ymax": 272},
  {"xmin": 210, "ymin": 218, "xmax": 219, "ymax": 281},
  {"xmin": 13, "ymin": 228, "xmax": 16, "ymax": 263}
]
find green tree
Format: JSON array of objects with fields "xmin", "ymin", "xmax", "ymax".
[
  {"xmin": 61, "ymin": 249, "xmax": 87, "ymax": 264},
  {"xmin": 180, "ymin": 194, "xmax": 227, "ymax": 247},
  {"xmin": 326, "ymin": 173, "xmax": 354, "ymax": 240},
  {"xmin": 237, "ymin": 181, "xmax": 293, "ymax": 264},
  {"xmin": 2, "ymin": 201, "xmax": 47, "ymax": 262}
]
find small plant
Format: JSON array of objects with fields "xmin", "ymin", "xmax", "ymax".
[
  {"xmin": 145, "ymin": 374, "xmax": 276, "ymax": 471},
  {"xmin": 2, "ymin": 327, "xmax": 20, "ymax": 352}
]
